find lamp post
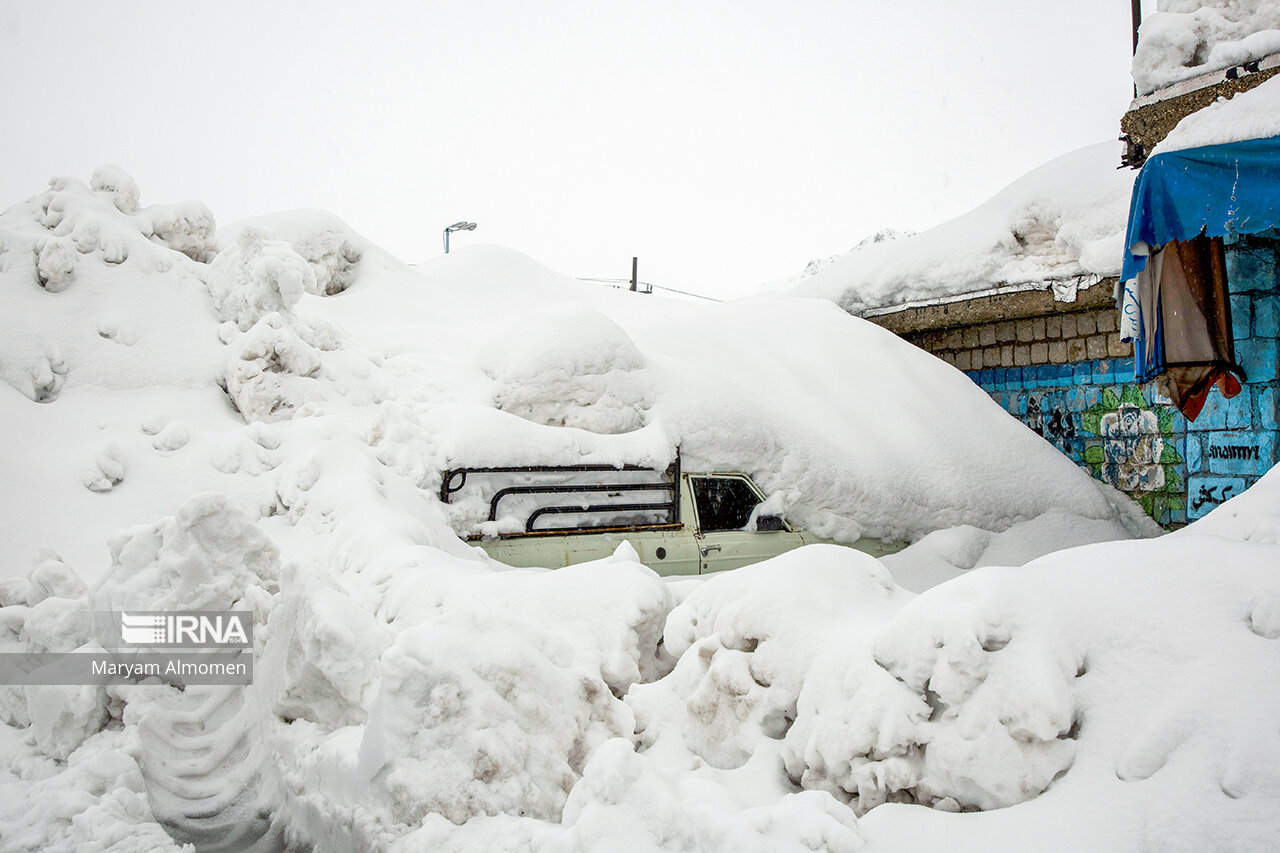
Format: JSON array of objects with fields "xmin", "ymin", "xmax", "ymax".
[{"xmin": 443, "ymin": 221, "xmax": 477, "ymax": 253}]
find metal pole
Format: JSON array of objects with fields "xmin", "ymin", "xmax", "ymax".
[
  {"xmin": 444, "ymin": 228, "xmax": 450, "ymax": 254},
  {"xmin": 1131, "ymin": 0, "xmax": 1141, "ymax": 55},
  {"xmin": 630, "ymin": 257, "xmax": 638, "ymax": 292}
]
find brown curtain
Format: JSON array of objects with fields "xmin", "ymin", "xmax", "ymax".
[{"xmin": 1154, "ymin": 235, "xmax": 1246, "ymax": 420}]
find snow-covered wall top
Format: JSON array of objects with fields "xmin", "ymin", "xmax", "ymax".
[
  {"xmin": 788, "ymin": 143, "xmax": 1134, "ymax": 316},
  {"xmin": 1152, "ymin": 74, "xmax": 1280, "ymax": 154},
  {"xmin": 1133, "ymin": 0, "xmax": 1280, "ymax": 97}
]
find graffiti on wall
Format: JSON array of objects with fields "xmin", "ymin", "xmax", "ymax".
[
  {"xmin": 1096, "ymin": 401, "xmax": 1165, "ymax": 491},
  {"xmin": 1079, "ymin": 387, "xmax": 1183, "ymax": 521},
  {"xmin": 1009, "ymin": 384, "xmax": 1184, "ymax": 524},
  {"xmin": 1190, "ymin": 480, "xmax": 1240, "ymax": 512},
  {"xmin": 1027, "ymin": 397, "xmax": 1077, "ymax": 441}
]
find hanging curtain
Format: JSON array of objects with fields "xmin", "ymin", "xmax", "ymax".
[
  {"xmin": 1151, "ymin": 236, "xmax": 1243, "ymax": 419},
  {"xmin": 1117, "ymin": 134, "xmax": 1280, "ymax": 418}
]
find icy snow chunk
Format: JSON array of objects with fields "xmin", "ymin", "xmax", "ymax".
[
  {"xmin": 365, "ymin": 401, "xmax": 440, "ymax": 490},
  {"xmin": 142, "ymin": 200, "xmax": 218, "ymax": 263},
  {"xmin": 83, "ymin": 441, "xmax": 125, "ymax": 493},
  {"xmin": 35, "ymin": 237, "xmax": 76, "ymax": 291},
  {"xmin": 17, "ymin": 347, "xmax": 69, "ymax": 403},
  {"xmin": 0, "ymin": 726, "xmax": 187, "ymax": 852},
  {"xmin": 26, "ymin": 550, "xmax": 87, "ymax": 605},
  {"xmin": 484, "ymin": 552, "xmax": 677, "ymax": 693},
  {"xmin": 1248, "ymin": 596, "xmax": 1280, "ymax": 640},
  {"xmin": 0, "ymin": 578, "xmax": 29, "ymax": 607},
  {"xmin": 219, "ymin": 209, "xmax": 370, "ymax": 296},
  {"xmin": 138, "ymin": 412, "xmax": 169, "ymax": 436},
  {"xmin": 70, "ymin": 216, "xmax": 101, "ymax": 254},
  {"xmin": 95, "ymin": 493, "xmax": 279, "ymax": 613},
  {"xmin": 553, "ymin": 739, "xmax": 865, "ymax": 853},
  {"xmin": 782, "ymin": 569, "xmax": 1079, "ymax": 814},
  {"xmin": 206, "ymin": 227, "xmax": 314, "ymax": 329},
  {"xmin": 22, "ymin": 595, "xmax": 92, "ymax": 654},
  {"xmin": 96, "ymin": 314, "xmax": 139, "ymax": 346},
  {"xmin": 476, "ymin": 303, "xmax": 654, "ymax": 434},
  {"xmin": 356, "ymin": 606, "xmax": 630, "ymax": 827},
  {"xmin": 89, "ymin": 165, "xmax": 141, "ymax": 215},
  {"xmin": 629, "ymin": 546, "xmax": 908, "ymax": 770},
  {"xmin": 150, "ymin": 421, "xmax": 190, "ymax": 452},
  {"xmin": 261, "ymin": 564, "xmax": 392, "ymax": 728},
  {"xmin": 222, "ymin": 313, "xmax": 326, "ymax": 423},
  {"xmin": 26, "ymin": 679, "xmax": 109, "ymax": 761}
]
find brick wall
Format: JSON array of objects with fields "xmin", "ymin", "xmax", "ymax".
[{"xmin": 903, "ymin": 301, "xmax": 1130, "ymax": 373}]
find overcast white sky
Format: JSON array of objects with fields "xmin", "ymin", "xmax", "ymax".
[{"xmin": 0, "ymin": 1, "xmax": 1141, "ymax": 299}]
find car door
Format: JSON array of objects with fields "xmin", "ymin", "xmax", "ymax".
[
  {"xmin": 687, "ymin": 474, "xmax": 807, "ymax": 573},
  {"xmin": 620, "ymin": 527, "xmax": 701, "ymax": 576},
  {"xmin": 478, "ymin": 526, "xmax": 700, "ymax": 575}
]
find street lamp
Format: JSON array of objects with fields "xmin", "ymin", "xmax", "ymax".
[{"xmin": 443, "ymin": 221, "xmax": 477, "ymax": 253}]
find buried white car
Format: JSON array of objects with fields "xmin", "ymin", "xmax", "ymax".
[{"xmin": 441, "ymin": 453, "xmax": 900, "ymax": 574}]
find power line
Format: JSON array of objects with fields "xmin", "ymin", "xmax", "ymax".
[
  {"xmin": 648, "ymin": 284, "xmax": 722, "ymax": 302},
  {"xmin": 576, "ymin": 277, "xmax": 722, "ymax": 302}
]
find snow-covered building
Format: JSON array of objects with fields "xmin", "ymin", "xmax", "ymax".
[
  {"xmin": 1116, "ymin": 36, "xmax": 1280, "ymax": 532},
  {"xmin": 793, "ymin": 4, "xmax": 1280, "ymax": 529},
  {"xmin": 790, "ymin": 145, "xmax": 1186, "ymax": 523}
]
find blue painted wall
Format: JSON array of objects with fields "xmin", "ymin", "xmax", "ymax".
[{"xmin": 965, "ymin": 234, "xmax": 1279, "ymax": 528}]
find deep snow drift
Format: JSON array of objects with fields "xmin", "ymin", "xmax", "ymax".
[
  {"xmin": 788, "ymin": 143, "xmax": 1136, "ymax": 316},
  {"xmin": 1133, "ymin": 0, "xmax": 1280, "ymax": 96},
  {"xmin": 2, "ymin": 170, "xmax": 1274, "ymax": 853}
]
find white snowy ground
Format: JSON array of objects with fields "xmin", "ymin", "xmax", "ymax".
[
  {"xmin": 787, "ymin": 142, "xmax": 1136, "ymax": 316},
  {"xmin": 1, "ymin": 171, "xmax": 1275, "ymax": 852}
]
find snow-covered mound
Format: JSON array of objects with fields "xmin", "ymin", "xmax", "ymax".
[
  {"xmin": 788, "ymin": 143, "xmax": 1135, "ymax": 316},
  {"xmin": 796, "ymin": 228, "xmax": 916, "ymax": 282},
  {"xmin": 301, "ymin": 241, "xmax": 1148, "ymax": 544},
  {"xmin": 1133, "ymin": 0, "xmax": 1280, "ymax": 96},
  {"xmin": 219, "ymin": 209, "xmax": 378, "ymax": 297},
  {"xmin": 0, "ymin": 169, "xmax": 1209, "ymax": 852}
]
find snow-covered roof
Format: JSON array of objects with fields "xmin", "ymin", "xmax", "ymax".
[
  {"xmin": 1133, "ymin": 1, "xmax": 1280, "ymax": 97},
  {"xmin": 788, "ymin": 143, "xmax": 1134, "ymax": 316}
]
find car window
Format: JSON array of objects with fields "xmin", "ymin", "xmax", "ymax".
[{"xmin": 690, "ymin": 476, "xmax": 761, "ymax": 532}]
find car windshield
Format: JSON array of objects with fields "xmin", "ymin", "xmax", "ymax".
[{"xmin": 691, "ymin": 476, "xmax": 761, "ymax": 532}]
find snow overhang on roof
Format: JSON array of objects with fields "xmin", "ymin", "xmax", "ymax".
[
  {"xmin": 789, "ymin": 144, "xmax": 1134, "ymax": 318},
  {"xmin": 1121, "ymin": 52, "xmax": 1280, "ymax": 167},
  {"xmin": 861, "ymin": 274, "xmax": 1108, "ymax": 319},
  {"xmin": 1132, "ymin": 52, "xmax": 1280, "ymax": 109}
]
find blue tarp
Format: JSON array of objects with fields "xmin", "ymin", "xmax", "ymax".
[{"xmin": 1121, "ymin": 134, "xmax": 1280, "ymax": 281}]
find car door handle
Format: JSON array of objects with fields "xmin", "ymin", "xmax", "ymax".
[{"xmin": 699, "ymin": 543, "xmax": 721, "ymax": 556}]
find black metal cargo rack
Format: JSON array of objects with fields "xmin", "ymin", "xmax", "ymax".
[{"xmin": 440, "ymin": 453, "xmax": 682, "ymax": 536}]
